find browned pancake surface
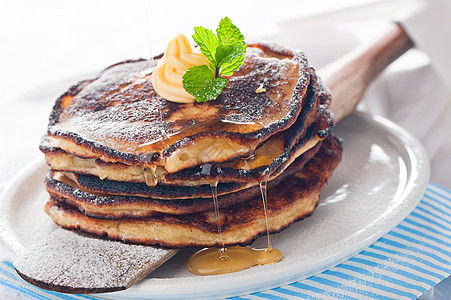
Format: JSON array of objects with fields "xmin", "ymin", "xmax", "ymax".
[
  {"xmin": 45, "ymin": 140, "xmax": 323, "ymax": 218},
  {"xmin": 45, "ymin": 43, "xmax": 311, "ymax": 173},
  {"xmin": 45, "ymin": 135, "xmax": 342, "ymax": 248},
  {"xmin": 54, "ymin": 125, "xmax": 324, "ymax": 200},
  {"xmin": 40, "ymin": 68, "xmax": 333, "ymax": 189}
]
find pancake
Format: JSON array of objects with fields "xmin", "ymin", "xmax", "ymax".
[
  {"xmin": 40, "ymin": 68, "xmax": 332, "ymax": 189},
  {"xmin": 58, "ymin": 124, "xmax": 323, "ymax": 200},
  {"xmin": 44, "ymin": 140, "xmax": 323, "ymax": 218},
  {"xmin": 39, "ymin": 39, "xmax": 342, "ymax": 250},
  {"xmin": 44, "ymin": 135, "xmax": 342, "ymax": 248},
  {"xmin": 44, "ymin": 43, "xmax": 312, "ymax": 174}
]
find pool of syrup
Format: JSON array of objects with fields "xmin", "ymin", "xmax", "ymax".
[{"xmin": 188, "ymin": 246, "xmax": 282, "ymax": 276}]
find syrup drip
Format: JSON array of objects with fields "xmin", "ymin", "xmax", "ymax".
[
  {"xmin": 142, "ymin": 4, "xmax": 283, "ymax": 275},
  {"xmin": 144, "ymin": 1, "xmax": 166, "ymax": 145},
  {"xmin": 188, "ymin": 166, "xmax": 282, "ymax": 276},
  {"xmin": 260, "ymin": 178, "xmax": 272, "ymax": 250},
  {"xmin": 143, "ymin": 166, "xmax": 158, "ymax": 187},
  {"xmin": 210, "ymin": 181, "xmax": 227, "ymax": 258},
  {"xmin": 136, "ymin": 119, "xmax": 264, "ymax": 154}
]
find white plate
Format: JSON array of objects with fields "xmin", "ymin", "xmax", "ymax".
[{"xmin": 0, "ymin": 111, "xmax": 429, "ymax": 299}]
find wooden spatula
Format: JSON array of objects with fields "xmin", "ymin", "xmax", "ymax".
[
  {"xmin": 13, "ymin": 23, "xmax": 413, "ymax": 294},
  {"xmin": 14, "ymin": 228, "xmax": 178, "ymax": 293},
  {"xmin": 322, "ymin": 23, "xmax": 413, "ymax": 123}
]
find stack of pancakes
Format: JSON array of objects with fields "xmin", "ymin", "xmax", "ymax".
[{"xmin": 40, "ymin": 43, "xmax": 343, "ymax": 248}]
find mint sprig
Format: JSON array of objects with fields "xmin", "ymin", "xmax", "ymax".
[{"xmin": 182, "ymin": 17, "xmax": 246, "ymax": 103}]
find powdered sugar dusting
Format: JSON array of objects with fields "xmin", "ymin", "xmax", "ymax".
[
  {"xmin": 14, "ymin": 228, "xmax": 177, "ymax": 292},
  {"xmin": 220, "ymin": 47, "xmax": 299, "ymax": 124},
  {"xmin": 47, "ymin": 44, "xmax": 308, "ymax": 157}
]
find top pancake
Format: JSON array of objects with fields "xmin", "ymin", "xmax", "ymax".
[
  {"xmin": 41, "ymin": 67, "xmax": 332, "ymax": 189},
  {"xmin": 45, "ymin": 43, "xmax": 310, "ymax": 173}
]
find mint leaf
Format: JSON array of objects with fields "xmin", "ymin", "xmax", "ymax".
[
  {"xmin": 194, "ymin": 77, "xmax": 228, "ymax": 102},
  {"xmin": 183, "ymin": 65, "xmax": 214, "ymax": 95},
  {"xmin": 192, "ymin": 26, "xmax": 218, "ymax": 68},
  {"xmin": 215, "ymin": 44, "xmax": 241, "ymax": 67},
  {"xmin": 217, "ymin": 17, "xmax": 244, "ymax": 46},
  {"xmin": 182, "ymin": 65, "xmax": 227, "ymax": 102},
  {"xmin": 219, "ymin": 44, "xmax": 246, "ymax": 76},
  {"xmin": 215, "ymin": 17, "xmax": 246, "ymax": 76}
]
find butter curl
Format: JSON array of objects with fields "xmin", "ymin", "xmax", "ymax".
[{"xmin": 152, "ymin": 34, "xmax": 208, "ymax": 103}]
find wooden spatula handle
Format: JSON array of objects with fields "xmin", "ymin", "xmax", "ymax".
[{"xmin": 320, "ymin": 23, "xmax": 414, "ymax": 124}]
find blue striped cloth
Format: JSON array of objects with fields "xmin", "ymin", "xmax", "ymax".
[{"xmin": 1, "ymin": 183, "xmax": 450, "ymax": 299}]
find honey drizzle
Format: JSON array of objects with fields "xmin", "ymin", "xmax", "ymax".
[
  {"xmin": 142, "ymin": 5, "xmax": 282, "ymax": 275},
  {"xmin": 210, "ymin": 181, "xmax": 227, "ymax": 259},
  {"xmin": 144, "ymin": 1, "xmax": 166, "ymax": 141},
  {"xmin": 188, "ymin": 167, "xmax": 282, "ymax": 276},
  {"xmin": 143, "ymin": 166, "xmax": 158, "ymax": 187},
  {"xmin": 259, "ymin": 178, "xmax": 272, "ymax": 251},
  {"xmin": 136, "ymin": 119, "xmax": 264, "ymax": 154},
  {"xmin": 187, "ymin": 246, "xmax": 282, "ymax": 276}
]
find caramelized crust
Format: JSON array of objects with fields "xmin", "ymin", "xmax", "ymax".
[
  {"xmin": 39, "ymin": 41, "xmax": 340, "ymax": 249},
  {"xmin": 56, "ymin": 130, "xmax": 321, "ymax": 199},
  {"xmin": 41, "ymin": 69, "xmax": 333, "ymax": 188},
  {"xmin": 45, "ymin": 135, "xmax": 342, "ymax": 248},
  {"xmin": 44, "ymin": 141, "xmax": 322, "ymax": 218},
  {"xmin": 44, "ymin": 43, "xmax": 311, "ymax": 173}
]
